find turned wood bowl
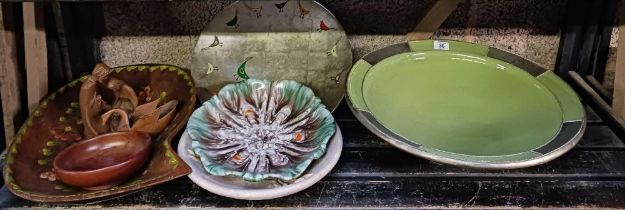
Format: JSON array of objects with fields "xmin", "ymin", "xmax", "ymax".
[
  {"xmin": 53, "ymin": 132, "xmax": 151, "ymax": 190},
  {"xmin": 3, "ymin": 64, "xmax": 195, "ymax": 203}
]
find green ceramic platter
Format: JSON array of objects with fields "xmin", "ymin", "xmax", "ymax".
[{"xmin": 346, "ymin": 40, "xmax": 586, "ymax": 169}]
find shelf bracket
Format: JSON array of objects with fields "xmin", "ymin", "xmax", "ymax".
[{"xmin": 406, "ymin": 0, "xmax": 461, "ymax": 41}]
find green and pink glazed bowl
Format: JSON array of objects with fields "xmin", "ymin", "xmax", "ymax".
[
  {"xmin": 187, "ymin": 79, "xmax": 336, "ymax": 181},
  {"xmin": 346, "ymin": 40, "xmax": 585, "ymax": 169}
]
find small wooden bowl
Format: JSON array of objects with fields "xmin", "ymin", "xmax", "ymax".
[
  {"xmin": 4, "ymin": 64, "xmax": 195, "ymax": 202},
  {"xmin": 53, "ymin": 132, "xmax": 151, "ymax": 190}
]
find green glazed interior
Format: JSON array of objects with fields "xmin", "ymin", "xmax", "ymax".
[
  {"xmin": 363, "ymin": 51, "xmax": 562, "ymax": 156},
  {"xmin": 346, "ymin": 40, "xmax": 585, "ymax": 166}
]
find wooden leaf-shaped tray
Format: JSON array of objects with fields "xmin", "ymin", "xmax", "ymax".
[{"xmin": 3, "ymin": 64, "xmax": 196, "ymax": 203}]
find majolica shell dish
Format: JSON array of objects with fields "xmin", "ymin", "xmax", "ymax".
[
  {"xmin": 178, "ymin": 126, "xmax": 342, "ymax": 200},
  {"xmin": 3, "ymin": 64, "xmax": 196, "ymax": 203},
  {"xmin": 187, "ymin": 79, "xmax": 336, "ymax": 182}
]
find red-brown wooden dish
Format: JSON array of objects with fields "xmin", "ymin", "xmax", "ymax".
[
  {"xmin": 53, "ymin": 132, "xmax": 152, "ymax": 190},
  {"xmin": 3, "ymin": 64, "xmax": 196, "ymax": 203}
]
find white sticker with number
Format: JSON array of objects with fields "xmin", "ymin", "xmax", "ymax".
[{"xmin": 433, "ymin": 41, "xmax": 450, "ymax": 50}]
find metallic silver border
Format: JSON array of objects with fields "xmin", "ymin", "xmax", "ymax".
[
  {"xmin": 487, "ymin": 47, "xmax": 548, "ymax": 76},
  {"xmin": 345, "ymin": 40, "xmax": 587, "ymax": 169}
]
